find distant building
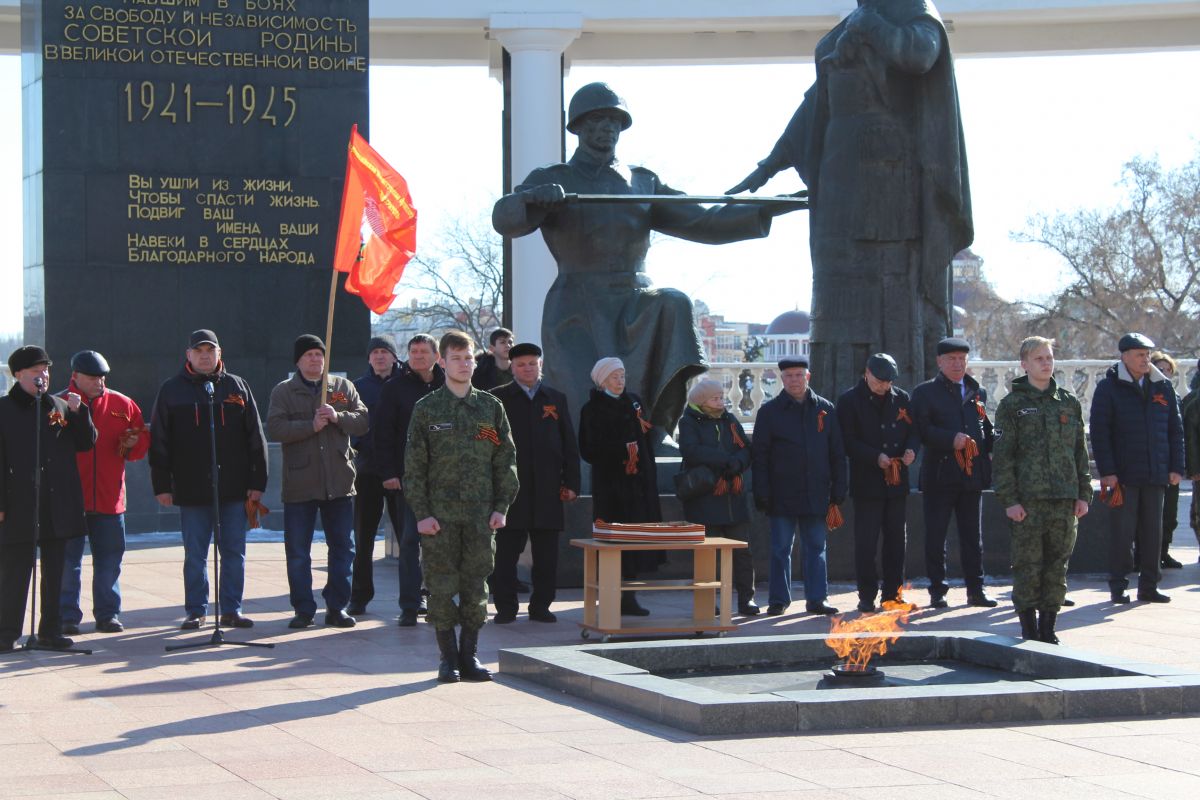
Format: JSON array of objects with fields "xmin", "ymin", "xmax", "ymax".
[
  {"xmin": 763, "ymin": 308, "xmax": 812, "ymax": 361},
  {"xmin": 694, "ymin": 300, "xmax": 751, "ymax": 363}
]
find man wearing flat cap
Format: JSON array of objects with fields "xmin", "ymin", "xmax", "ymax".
[
  {"xmin": 150, "ymin": 329, "xmax": 268, "ymax": 630},
  {"xmin": 267, "ymin": 335, "xmax": 369, "ymax": 629},
  {"xmin": 911, "ymin": 337, "xmax": 996, "ymax": 608},
  {"xmin": 836, "ymin": 353, "xmax": 920, "ymax": 613},
  {"xmin": 751, "ymin": 356, "xmax": 847, "ymax": 616},
  {"xmin": 0, "ymin": 346, "xmax": 96, "ymax": 651},
  {"xmin": 489, "ymin": 343, "xmax": 581, "ymax": 624},
  {"xmin": 1090, "ymin": 333, "xmax": 1184, "ymax": 604}
]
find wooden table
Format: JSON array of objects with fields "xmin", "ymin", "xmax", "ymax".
[{"xmin": 571, "ymin": 537, "xmax": 749, "ymax": 642}]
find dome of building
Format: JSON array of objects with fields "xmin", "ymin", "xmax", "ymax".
[{"xmin": 765, "ymin": 309, "xmax": 811, "ymax": 335}]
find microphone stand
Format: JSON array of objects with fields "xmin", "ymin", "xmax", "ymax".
[
  {"xmin": 167, "ymin": 379, "xmax": 273, "ymax": 652},
  {"xmin": 21, "ymin": 378, "xmax": 91, "ymax": 656}
]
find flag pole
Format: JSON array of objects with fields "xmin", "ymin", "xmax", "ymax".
[{"xmin": 322, "ymin": 124, "xmax": 358, "ymax": 406}]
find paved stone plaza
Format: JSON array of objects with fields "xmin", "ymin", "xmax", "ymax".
[{"xmin": 2, "ymin": 536, "xmax": 1199, "ymax": 800}]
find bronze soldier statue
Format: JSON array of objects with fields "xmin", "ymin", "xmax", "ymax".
[{"xmin": 729, "ymin": 0, "xmax": 972, "ymax": 394}]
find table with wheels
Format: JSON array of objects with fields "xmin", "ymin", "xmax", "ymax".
[{"xmin": 571, "ymin": 537, "xmax": 748, "ymax": 642}]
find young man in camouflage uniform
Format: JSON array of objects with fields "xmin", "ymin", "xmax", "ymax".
[
  {"xmin": 404, "ymin": 330, "xmax": 519, "ymax": 683},
  {"xmin": 992, "ymin": 337, "xmax": 1091, "ymax": 645}
]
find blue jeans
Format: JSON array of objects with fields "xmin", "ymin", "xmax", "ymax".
[
  {"xmin": 284, "ymin": 496, "xmax": 355, "ymax": 617},
  {"xmin": 61, "ymin": 513, "xmax": 126, "ymax": 625},
  {"xmin": 768, "ymin": 515, "xmax": 828, "ymax": 607},
  {"xmin": 180, "ymin": 502, "xmax": 248, "ymax": 617},
  {"xmin": 396, "ymin": 497, "xmax": 422, "ymax": 611}
]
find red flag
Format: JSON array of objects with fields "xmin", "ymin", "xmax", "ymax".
[{"xmin": 333, "ymin": 125, "xmax": 417, "ymax": 313}]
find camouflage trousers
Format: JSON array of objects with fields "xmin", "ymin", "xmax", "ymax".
[
  {"xmin": 420, "ymin": 521, "xmax": 496, "ymax": 632},
  {"xmin": 1010, "ymin": 499, "xmax": 1077, "ymax": 612}
]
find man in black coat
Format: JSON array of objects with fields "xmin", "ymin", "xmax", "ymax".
[
  {"xmin": 372, "ymin": 333, "xmax": 444, "ymax": 626},
  {"xmin": 489, "ymin": 343, "xmax": 581, "ymax": 624},
  {"xmin": 348, "ymin": 336, "xmax": 403, "ymax": 616},
  {"xmin": 0, "ymin": 346, "xmax": 96, "ymax": 650},
  {"xmin": 836, "ymin": 354, "xmax": 920, "ymax": 613},
  {"xmin": 471, "ymin": 328, "xmax": 514, "ymax": 391},
  {"xmin": 911, "ymin": 337, "xmax": 995, "ymax": 609}
]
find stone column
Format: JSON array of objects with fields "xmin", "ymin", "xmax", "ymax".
[{"xmin": 490, "ymin": 14, "xmax": 581, "ymax": 345}]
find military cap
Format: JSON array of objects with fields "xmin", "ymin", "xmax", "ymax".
[
  {"xmin": 936, "ymin": 337, "xmax": 971, "ymax": 355},
  {"xmin": 189, "ymin": 329, "xmax": 219, "ymax": 348},
  {"xmin": 8, "ymin": 345, "xmax": 52, "ymax": 374},
  {"xmin": 778, "ymin": 357, "xmax": 809, "ymax": 371},
  {"xmin": 70, "ymin": 350, "xmax": 110, "ymax": 377},
  {"xmin": 866, "ymin": 353, "xmax": 898, "ymax": 381},
  {"xmin": 509, "ymin": 342, "xmax": 542, "ymax": 360},
  {"xmin": 1118, "ymin": 332, "xmax": 1155, "ymax": 352}
]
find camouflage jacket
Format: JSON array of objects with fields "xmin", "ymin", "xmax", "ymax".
[
  {"xmin": 403, "ymin": 385, "xmax": 519, "ymax": 524},
  {"xmin": 992, "ymin": 376, "xmax": 1091, "ymax": 508}
]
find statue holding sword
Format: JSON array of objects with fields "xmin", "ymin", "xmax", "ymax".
[{"xmin": 492, "ymin": 82, "xmax": 805, "ymax": 450}]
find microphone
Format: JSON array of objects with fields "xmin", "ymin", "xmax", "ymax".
[
  {"xmin": 204, "ymin": 381, "xmax": 214, "ymax": 398},
  {"xmin": 34, "ymin": 377, "xmax": 45, "ymax": 395}
]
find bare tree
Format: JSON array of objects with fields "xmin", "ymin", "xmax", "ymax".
[
  {"xmin": 406, "ymin": 213, "xmax": 503, "ymax": 345},
  {"xmin": 1013, "ymin": 150, "xmax": 1200, "ymax": 358}
]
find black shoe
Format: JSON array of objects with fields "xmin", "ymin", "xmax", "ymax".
[
  {"xmin": 528, "ymin": 609, "xmax": 557, "ymax": 623},
  {"xmin": 1161, "ymin": 554, "xmax": 1183, "ymax": 569},
  {"xmin": 1111, "ymin": 592, "xmax": 1131, "ymax": 604},
  {"xmin": 967, "ymin": 591, "xmax": 998, "ymax": 608},
  {"xmin": 288, "ymin": 614, "xmax": 315, "ymax": 629},
  {"xmin": 458, "ymin": 627, "xmax": 492, "ymax": 682},
  {"xmin": 766, "ymin": 603, "xmax": 787, "ymax": 616},
  {"xmin": 180, "ymin": 614, "xmax": 204, "ymax": 630},
  {"xmin": 1137, "ymin": 589, "xmax": 1171, "ymax": 603},
  {"xmin": 218, "ymin": 613, "xmax": 253, "ymax": 629},
  {"xmin": 1038, "ymin": 608, "xmax": 1060, "ymax": 645},
  {"xmin": 737, "ymin": 601, "xmax": 761, "ymax": 617},
  {"xmin": 397, "ymin": 609, "xmax": 418, "ymax": 627},
  {"xmin": 325, "ymin": 610, "xmax": 357, "ymax": 628},
  {"xmin": 95, "ymin": 618, "xmax": 123, "ymax": 634},
  {"xmin": 347, "ymin": 601, "xmax": 368, "ymax": 615},
  {"xmin": 516, "ymin": 580, "xmax": 531, "ymax": 594},
  {"xmin": 61, "ymin": 623, "xmax": 81, "ymax": 635},
  {"xmin": 435, "ymin": 628, "xmax": 460, "ymax": 683},
  {"xmin": 857, "ymin": 599, "xmax": 876, "ymax": 614},
  {"xmin": 1062, "ymin": 597, "xmax": 1076, "ymax": 607},
  {"xmin": 493, "ymin": 609, "xmax": 517, "ymax": 624},
  {"xmin": 620, "ymin": 593, "xmax": 651, "ymax": 617},
  {"xmin": 806, "ymin": 601, "xmax": 839, "ymax": 615},
  {"xmin": 37, "ymin": 635, "xmax": 75, "ymax": 650},
  {"xmin": 928, "ymin": 595, "xmax": 949, "ymax": 609},
  {"xmin": 1017, "ymin": 608, "xmax": 1039, "ymax": 641}
]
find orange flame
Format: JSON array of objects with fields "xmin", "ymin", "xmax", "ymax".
[{"xmin": 825, "ymin": 589, "xmax": 919, "ymax": 672}]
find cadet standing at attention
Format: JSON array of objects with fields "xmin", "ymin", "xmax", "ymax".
[
  {"xmin": 992, "ymin": 337, "xmax": 1091, "ymax": 644},
  {"xmin": 404, "ymin": 330, "xmax": 519, "ymax": 684}
]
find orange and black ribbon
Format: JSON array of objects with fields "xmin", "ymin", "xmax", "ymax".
[
  {"xmin": 109, "ymin": 409, "xmax": 132, "ymax": 422},
  {"xmin": 1152, "ymin": 393, "xmax": 1168, "ymax": 407},
  {"xmin": 713, "ymin": 475, "xmax": 744, "ymax": 497},
  {"xmin": 896, "ymin": 407, "xmax": 913, "ymax": 425},
  {"xmin": 826, "ymin": 503, "xmax": 844, "ymax": 531},
  {"xmin": 224, "ymin": 393, "xmax": 246, "ymax": 407},
  {"xmin": 542, "ymin": 404, "xmax": 559, "ymax": 420},
  {"xmin": 328, "ymin": 391, "xmax": 348, "ymax": 405},
  {"xmin": 635, "ymin": 405, "xmax": 653, "ymax": 434},
  {"xmin": 974, "ymin": 399, "xmax": 987, "ymax": 420},
  {"xmin": 118, "ymin": 425, "xmax": 149, "ymax": 457},
  {"xmin": 1099, "ymin": 484, "xmax": 1124, "ymax": 508},
  {"xmin": 474, "ymin": 424, "xmax": 501, "ymax": 446},
  {"xmin": 623, "ymin": 441, "xmax": 639, "ymax": 475},
  {"xmin": 817, "ymin": 409, "xmax": 827, "ymax": 433},
  {"xmin": 955, "ymin": 437, "xmax": 980, "ymax": 476},
  {"xmin": 883, "ymin": 459, "xmax": 902, "ymax": 486},
  {"xmin": 729, "ymin": 423, "xmax": 746, "ymax": 449},
  {"xmin": 245, "ymin": 498, "xmax": 270, "ymax": 528},
  {"xmin": 48, "ymin": 410, "xmax": 67, "ymax": 429}
]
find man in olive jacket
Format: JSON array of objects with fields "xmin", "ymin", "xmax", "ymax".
[
  {"xmin": 0, "ymin": 346, "xmax": 96, "ymax": 650},
  {"xmin": 267, "ymin": 335, "xmax": 369, "ymax": 630},
  {"xmin": 992, "ymin": 337, "xmax": 1091, "ymax": 644}
]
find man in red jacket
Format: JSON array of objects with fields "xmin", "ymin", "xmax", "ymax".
[{"xmin": 59, "ymin": 351, "xmax": 150, "ymax": 634}]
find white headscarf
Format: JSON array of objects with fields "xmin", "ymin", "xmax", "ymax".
[{"xmin": 590, "ymin": 357, "xmax": 624, "ymax": 388}]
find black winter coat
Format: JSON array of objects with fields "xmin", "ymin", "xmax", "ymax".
[
  {"xmin": 352, "ymin": 361, "xmax": 402, "ymax": 472},
  {"xmin": 911, "ymin": 372, "xmax": 993, "ymax": 492},
  {"xmin": 836, "ymin": 380, "xmax": 920, "ymax": 499},
  {"xmin": 0, "ymin": 385, "xmax": 96, "ymax": 544},
  {"xmin": 1090, "ymin": 361, "xmax": 1185, "ymax": 486},
  {"xmin": 751, "ymin": 389, "xmax": 847, "ymax": 516},
  {"xmin": 148, "ymin": 362, "xmax": 268, "ymax": 506},
  {"xmin": 492, "ymin": 381, "xmax": 581, "ymax": 530},
  {"xmin": 578, "ymin": 389, "xmax": 661, "ymax": 524},
  {"xmin": 471, "ymin": 353, "xmax": 512, "ymax": 391},
  {"xmin": 372, "ymin": 363, "xmax": 445, "ymax": 482},
  {"xmin": 677, "ymin": 405, "xmax": 751, "ymax": 526}
]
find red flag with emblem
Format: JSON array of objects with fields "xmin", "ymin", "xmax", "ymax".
[{"xmin": 333, "ymin": 125, "xmax": 417, "ymax": 313}]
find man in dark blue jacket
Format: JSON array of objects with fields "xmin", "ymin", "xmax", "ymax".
[
  {"xmin": 751, "ymin": 356, "xmax": 846, "ymax": 616},
  {"xmin": 372, "ymin": 334, "xmax": 445, "ymax": 626},
  {"xmin": 837, "ymin": 354, "xmax": 920, "ymax": 613},
  {"xmin": 348, "ymin": 337, "xmax": 402, "ymax": 616},
  {"xmin": 1090, "ymin": 333, "xmax": 1184, "ymax": 604},
  {"xmin": 911, "ymin": 337, "xmax": 995, "ymax": 609}
]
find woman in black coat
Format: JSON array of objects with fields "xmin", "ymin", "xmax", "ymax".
[
  {"xmin": 677, "ymin": 379, "xmax": 757, "ymax": 615},
  {"xmin": 578, "ymin": 357, "xmax": 661, "ymax": 615}
]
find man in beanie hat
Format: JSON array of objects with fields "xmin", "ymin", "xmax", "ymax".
[
  {"xmin": 347, "ymin": 336, "xmax": 402, "ymax": 615},
  {"xmin": 58, "ymin": 350, "xmax": 150, "ymax": 635},
  {"xmin": 150, "ymin": 330, "xmax": 267, "ymax": 630},
  {"xmin": 0, "ymin": 347, "xmax": 96, "ymax": 650},
  {"xmin": 1090, "ymin": 333, "xmax": 1184, "ymax": 604},
  {"xmin": 267, "ymin": 335, "xmax": 369, "ymax": 629}
]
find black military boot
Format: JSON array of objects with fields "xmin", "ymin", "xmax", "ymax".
[
  {"xmin": 1037, "ymin": 608, "xmax": 1059, "ymax": 645},
  {"xmin": 1017, "ymin": 609, "xmax": 1038, "ymax": 641},
  {"xmin": 435, "ymin": 628, "xmax": 461, "ymax": 683},
  {"xmin": 458, "ymin": 627, "xmax": 492, "ymax": 682}
]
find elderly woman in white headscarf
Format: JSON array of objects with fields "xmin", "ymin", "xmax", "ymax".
[
  {"xmin": 578, "ymin": 357, "xmax": 664, "ymax": 615},
  {"xmin": 677, "ymin": 378, "xmax": 757, "ymax": 614}
]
